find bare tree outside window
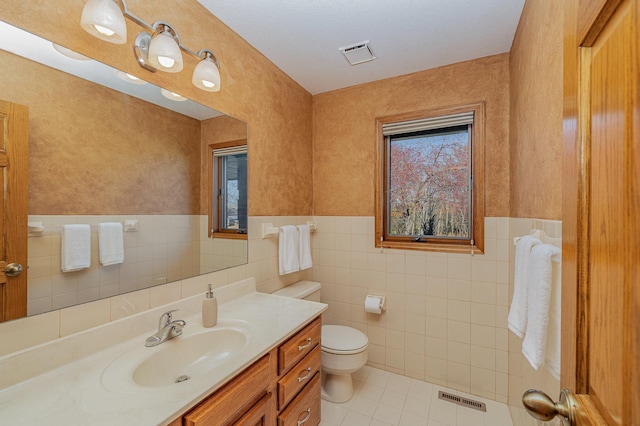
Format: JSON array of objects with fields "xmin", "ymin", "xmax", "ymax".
[{"xmin": 388, "ymin": 127, "xmax": 470, "ymax": 239}]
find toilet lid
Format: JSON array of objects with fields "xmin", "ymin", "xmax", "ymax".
[{"xmin": 321, "ymin": 325, "xmax": 368, "ymax": 353}]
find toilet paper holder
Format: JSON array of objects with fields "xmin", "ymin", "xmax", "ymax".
[{"xmin": 364, "ymin": 294, "xmax": 386, "ymax": 314}]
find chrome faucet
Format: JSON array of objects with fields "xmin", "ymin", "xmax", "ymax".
[{"xmin": 145, "ymin": 309, "xmax": 186, "ymax": 347}]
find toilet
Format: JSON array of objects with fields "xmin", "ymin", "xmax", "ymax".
[{"xmin": 272, "ymin": 281, "xmax": 369, "ymax": 403}]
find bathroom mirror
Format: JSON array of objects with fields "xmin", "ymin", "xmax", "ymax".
[{"xmin": 0, "ymin": 21, "xmax": 248, "ymax": 318}]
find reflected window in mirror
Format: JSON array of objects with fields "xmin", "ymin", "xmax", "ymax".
[{"xmin": 210, "ymin": 141, "xmax": 247, "ymax": 239}]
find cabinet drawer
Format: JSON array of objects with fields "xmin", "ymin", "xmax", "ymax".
[
  {"xmin": 277, "ymin": 345, "xmax": 321, "ymax": 410},
  {"xmin": 278, "ymin": 318, "xmax": 321, "ymax": 375},
  {"xmin": 277, "ymin": 373, "xmax": 321, "ymax": 426},
  {"xmin": 232, "ymin": 392, "xmax": 275, "ymax": 426},
  {"xmin": 183, "ymin": 354, "xmax": 270, "ymax": 426}
]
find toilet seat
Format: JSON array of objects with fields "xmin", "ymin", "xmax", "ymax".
[{"xmin": 321, "ymin": 325, "xmax": 368, "ymax": 355}]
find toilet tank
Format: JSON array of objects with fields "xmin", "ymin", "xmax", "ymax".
[{"xmin": 272, "ymin": 280, "xmax": 321, "ymax": 302}]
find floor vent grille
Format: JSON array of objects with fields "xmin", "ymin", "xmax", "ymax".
[{"xmin": 438, "ymin": 391, "xmax": 487, "ymax": 412}]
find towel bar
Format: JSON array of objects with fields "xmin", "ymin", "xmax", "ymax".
[
  {"xmin": 261, "ymin": 221, "xmax": 316, "ymax": 239},
  {"xmin": 513, "ymin": 229, "xmax": 562, "ymax": 262}
]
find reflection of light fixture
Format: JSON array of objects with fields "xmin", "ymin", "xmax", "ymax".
[
  {"xmin": 161, "ymin": 88, "xmax": 187, "ymax": 102},
  {"xmin": 115, "ymin": 70, "xmax": 147, "ymax": 84},
  {"xmin": 81, "ymin": 0, "xmax": 221, "ymax": 91},
  {"xmin": 192, "ymin": 50, "xmax": 221, "ymax": 92},
  {"xmin": 52, "ymin": 43, "xmax": 91, "ymax": 61}
]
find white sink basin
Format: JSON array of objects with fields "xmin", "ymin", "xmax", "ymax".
[{"xmin": 102, "ymin": 320, "xmax": 252, "ymax": 392}]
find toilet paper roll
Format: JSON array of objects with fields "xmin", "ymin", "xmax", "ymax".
[{"xmin": 365, "ymin": 295, "xmax": 383, "ymax": 314}]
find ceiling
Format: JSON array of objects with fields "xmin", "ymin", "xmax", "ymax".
[{"xmin": 197, "ymin": 0, "xmax": 526, "ymax": 95}]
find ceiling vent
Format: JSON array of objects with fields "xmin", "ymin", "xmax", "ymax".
[{"xmin": 339, "ymin": 40, "xmax": 376, "ymax": 65}]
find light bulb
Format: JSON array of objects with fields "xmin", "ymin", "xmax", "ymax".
[
  {"xmin": 157, "ymin": 56, "xmax": 175, "ymax": 68},
  {"xmin": 94, "ymin": 25, "xmax": 115, "ymax": 37}
]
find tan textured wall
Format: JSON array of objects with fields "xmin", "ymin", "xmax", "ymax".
[
  {"xmin": 0, "ymin": 0, "xmax": 313, "ymax": 216},
  {"xmin": 0, "ymin": 50, "xmax": 201, "ymax": 215},
  {"xmin": 312, "ymin": 54, "xmax": 511, "ymax": 217},
  {"xmin": 200, "ymin": 116, "xmax": 248, "ymax": 215},
  {"xmin": 509, "ymin": 0, "xmax": 563, "ymax": 220}
]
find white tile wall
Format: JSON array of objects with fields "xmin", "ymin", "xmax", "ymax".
[
  {"xmin": 27, "ymin": 215, "xmax": 245, "ymax": 316},
  {"xmin": 313, "ymin": 216, "xmax": 511, "ymax": 403}
]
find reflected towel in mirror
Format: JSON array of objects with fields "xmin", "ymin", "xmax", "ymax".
[
  {"xmin": 98, "ymin": 222, "xmax": 124, "ymax": 266},
  {"xmin": 61, "ymin": 224, "xmax": 91, "ymax": 272}
]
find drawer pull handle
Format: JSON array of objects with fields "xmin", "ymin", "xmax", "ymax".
[
  {"xmin": 297, "ymin": 408, "xmax": 311, "ymax": 425},
  {"xmin": 297, "ymin": 367, "xmax": 312, "ymax": 382},
  {"xmin": 298, "ymin": 338, "xmax": 312, "ymax": 351}
]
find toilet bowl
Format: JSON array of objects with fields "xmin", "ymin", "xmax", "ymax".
[
  {"xmin": 321, "ymin": 325, "xmax": 368, "ymax": 402},
  {"xmin": 272, "ymin": 281, "xmax": 369, "ymax": 403}
]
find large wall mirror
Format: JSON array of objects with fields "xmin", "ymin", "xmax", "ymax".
[{"xmin": 0, "ymin": 21, "xmax": 248, "ymax": 319}]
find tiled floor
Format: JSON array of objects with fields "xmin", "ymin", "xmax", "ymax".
[{"xmin": 319, "ymin": 366, "xmax": 513, "ymax": 426}]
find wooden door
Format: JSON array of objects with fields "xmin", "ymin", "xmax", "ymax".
[
  {"xmin": 0, "ymin": 100, "xmax": 29, "ymax": 322},
  {"xmin": 560, "ymin": 0, "xmax": 639, "ymax": 424}
]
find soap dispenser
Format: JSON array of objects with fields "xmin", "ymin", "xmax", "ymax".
[{"xmin": 202, "ymin": 284, "xmax": 218, "ymax": 327}]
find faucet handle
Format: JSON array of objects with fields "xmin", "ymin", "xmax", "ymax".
[{"xmin": 159, "ymin": 309, "xmax": 179, "ymax": 328}]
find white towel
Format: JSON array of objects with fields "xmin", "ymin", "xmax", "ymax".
[
  {"xmin": 61, "ymin": 224, "xmax": 91, "ymax": 272},
  {"xmin": 279, "ymin": 225, "xmax": 300, "ymax": 275},
  {"xmin": 508, "ymin": 235, "xmax": 541, "ymax": 337},
  {"xmin": 546, "ymin": 257, "xmax": 562, "ymax": 379},
  {"xmin": 522, "ymin": 243, "xmax": 561, "ymax": 371},
  {"xmin": 98, "ymin": 222, "xmax": 124, "ymax": 266},
  {"xmin": 297, "ymin": 224, "xmax": 313, "ymax": 270}
]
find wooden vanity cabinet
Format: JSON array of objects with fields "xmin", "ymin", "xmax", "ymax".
[
  {"xmin": 276, "ymin": 317, "xmax": 321, "ymax": 426},
  {"xmin": 172, "ymin": 316, "xmax": 322, "ymax": 426},
  {"xmin": 181, "ymin": 353, "xmax": 273, "ymax": 426}
]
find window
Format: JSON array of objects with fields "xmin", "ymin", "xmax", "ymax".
[
  {"xmin": 375, "ymin": 103, "xmax": 484, "ymax": 253},
  {"xmin": 209, "ymin": 141, "xmax": 248, "ymax": 239}
]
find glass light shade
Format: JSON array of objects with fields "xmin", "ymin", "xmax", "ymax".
[
  {"xmin": 192, "ymin": 57, "xmax": 221, "ymax": 92},
  {"xmin": 80, "ymin": 0, "xmax": 127, "ymax": 44},
  {"xmin": 148, "ymin": 31, "xmax": 183, "ymax": 73}
]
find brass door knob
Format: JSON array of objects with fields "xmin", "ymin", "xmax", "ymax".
[{"xmin": 522, "ymin": 389, "xmax": 578, "ymax": 425}]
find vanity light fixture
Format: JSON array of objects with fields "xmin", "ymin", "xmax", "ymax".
[{"xmin": 81, "ymin": 0, "xmax": 221, "ymax": 91}]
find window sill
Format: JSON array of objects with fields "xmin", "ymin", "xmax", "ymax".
[
  {"xmin": 376, "ymin": 240, "xmax": 484, "ymax": 255},
  {"xmin": 211, "ymin": 232, "xmax": 247, "ymax": 240}
]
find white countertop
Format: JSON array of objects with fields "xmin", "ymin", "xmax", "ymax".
[{"xmin": 0, "ymin": 279, "xmax": 326, "ymax": 425}]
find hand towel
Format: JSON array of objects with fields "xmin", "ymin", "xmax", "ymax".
[
  {"xmin": 98, "ymin": 222, "xmax": 124, "ymax": 266},
  {"xmin": 297, "ymin": 224, "xmax": 313, "ymax": 270},
  {"xmin": 508, "ymin": 235, "xmax": 541, "ymax": 337},
  {"xmin": 522, "ymin": 243, "xmax": 561, "ymax": 371},
  {"xmin": 61, "ymin": 224, "xmax": 91, "ymax": 272},
  {"xmin": 279, "ymin": 225, "xmax": 300, "ymax": 275}
]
